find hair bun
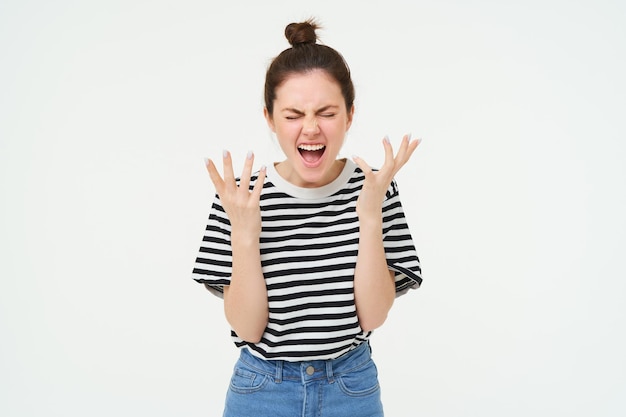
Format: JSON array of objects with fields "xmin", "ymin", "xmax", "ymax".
[{"xmin": 284, "ymin": 19, "xmax": 319, "ymax": 47}]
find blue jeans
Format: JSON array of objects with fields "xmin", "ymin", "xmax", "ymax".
[{"xmin": 223, "ymin": 342, "xmax": 384, "ymax": 417}]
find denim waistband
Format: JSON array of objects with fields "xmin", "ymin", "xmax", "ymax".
[{"xmin": 237, "ymin": 342, "xmax": 372, "ymax": 385}]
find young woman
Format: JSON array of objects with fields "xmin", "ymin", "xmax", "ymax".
[{"xmin": 192, "ymin": 19, "xmax": 422, "ymax": 417}]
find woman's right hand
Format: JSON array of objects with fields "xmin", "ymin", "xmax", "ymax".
[
  {"xmin": 206, "ymin": 151, "xmax": 269, "ymax": 343},
  {"xmin": 205, "ymin": 150, "xmax": 267, "ymax": 238}
]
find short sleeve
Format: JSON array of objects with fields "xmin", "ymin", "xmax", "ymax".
[
  {"xmin": 191, "ymin": 195, "xmax": 232, "ymax": 298},
  {"xmin": 382, "ymin": 180, "xmax": 422, "ymax": 296}
]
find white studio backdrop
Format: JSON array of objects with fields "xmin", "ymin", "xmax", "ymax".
[{"xmin": 1, "ymin": 0, "xmax": 625, "ymax": 416}]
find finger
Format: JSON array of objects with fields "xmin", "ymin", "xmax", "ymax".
[
  {"xmin": 394, "ymin": 134, "xmax": 411, "ymax": 166},
  {"xmin": 408, "ymin": 137, "xmax": 420, "ymax": 155},
  {"xmin": 222, "ymin": 150, "xmax": 236, "ymax": 186},
  {"xmin": 382, "ymin": 136, "xmax": 394, "ymax": 171},
  {"xmin": 206, "ymin": 158, "xmax": 225, "ymax": 195},
  {"xmin": 402, "ymin": 136, "xmax": 420, "ymax": 163},
  {"xmin": 351, "ymin": 154, "xmax": 374, "ymax": 178},
  {"xmin": 250, "ymin": 165, "xmax": 267, "ymax": 200},
  {"xmin": 239, "ymin": 150, "xmax": 254, "ymax": 191},
  {"xmin": 397, "ymin": 134, "xmax": 420, "ymax": 163},
  {"xmin": 392, "ymin": 135, "xmax": 421, "ymax": 175}
]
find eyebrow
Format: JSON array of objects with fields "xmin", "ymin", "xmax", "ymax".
[{"xmin": 280, "ymin": 105, "xmax": 340, "ymax": 114}]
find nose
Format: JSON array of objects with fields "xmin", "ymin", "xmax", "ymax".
[{"xmin": 303, "ymin": 117, "xmax": 319, "ymax": 134}]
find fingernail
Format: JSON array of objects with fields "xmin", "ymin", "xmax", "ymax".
[
  {"xmin": 352, "ymin": 154, "xmax": 359, "ymax": 160},
  {"xmin": 203, "ymin": 157, "xmax": 209, "ymax": 166},
  {"xmin": 417, "ymin": 138, "xmax": 423, "ymax": 145},
  {"xmin": 407, "ymin": 133, "xmax": 412, "ymax": 141},
  {"xmin": 247, "ymin": 150, "xmax": 253, "ymax": 160},
  {"xmin": 223, "ymin": 149, "xmax": 229, "ymax": 158},
  {"xmin": 260, "ymin": 165, "xmax": 267, "ymax": 172},
  {"xmin": 383, "ymin": 136, "xmax": 390, "ymax": 144}
]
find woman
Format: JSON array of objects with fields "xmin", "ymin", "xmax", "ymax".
[{"xmin": 192, "ymin": 19, "xmax": 422, "ymax": 417}]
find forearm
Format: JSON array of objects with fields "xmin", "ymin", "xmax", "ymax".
[
  {"xmin": 223, "ymin": 232, "xmax": 268, "ymax": 343},
  {"xmin": 354, "ymin": 217, "xmax": 396, "ymax": 332}
]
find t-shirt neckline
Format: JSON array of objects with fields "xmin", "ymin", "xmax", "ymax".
[{"xmin": 266, "ymin": 159, "xmax": 357, "ymax": 200}]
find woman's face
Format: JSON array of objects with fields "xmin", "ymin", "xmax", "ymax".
[{"xmin": 264, "ymin": 69, "xmax": 354, "ymax": 188}]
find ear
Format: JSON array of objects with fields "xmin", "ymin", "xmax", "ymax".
[
  {"xmin": 346, "ymin": 105, "xmax": 355, "ymax": 130},
  {"xmin": 263, "ymin": 107, "xmax": 276, "ymax": 132}
]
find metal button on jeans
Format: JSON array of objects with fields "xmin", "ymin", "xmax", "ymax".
[{"xmin": 305, "ymin": 366, "xmax": 315, "ymax": 375}]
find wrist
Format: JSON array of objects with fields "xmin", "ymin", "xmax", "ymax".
[
  {"xmin": 230, "ymin": 230, "xmax": 261, "ymax": 249},
  {"xmin": 356, "ymin": 206, "xmax": 383, "ymax": 223},
  {"xmin": 357, "ymin": 214, "xmax": 383, "ymax": 233}
]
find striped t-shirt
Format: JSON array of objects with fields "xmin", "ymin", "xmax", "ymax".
[{"xmin": 191, "ymin": 159, "xmax": 421, "ymax": 361}]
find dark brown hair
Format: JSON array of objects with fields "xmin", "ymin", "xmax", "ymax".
[{"xmin": 264, "ymin": 19, "xmax": 355, "ymax": 116}]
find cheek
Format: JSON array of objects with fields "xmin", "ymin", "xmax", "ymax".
[
  {"xmin": 323, "ymin": 121, "xmax": 348, "ymax": 137},
  {"xmin": 280, "ymin": 122, "xmax": 301, "ymax": 136},
  {"xmin": 274, "ymin": 123, "xmax": 300, "ymax": 144}
]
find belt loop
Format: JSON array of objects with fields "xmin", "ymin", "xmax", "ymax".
[
  {"xmin": 274, "ymin": 360, "xmax": 283, "ymax": 383},
  {"xmin": 325, "ymin": 360, "xmax": 335, "ymax": 384}
]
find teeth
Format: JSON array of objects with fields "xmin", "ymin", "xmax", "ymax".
[{"xmin": 298, "ymin": 144, "xmax": 325, "ymax": 151}]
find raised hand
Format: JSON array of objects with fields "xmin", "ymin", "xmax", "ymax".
[
  {"xmin": 352, "ymin": 134, "xmax": 420, "ymax": 219},
  {"xmin": 205, "ymin": 151, "xmax": 267, "ymax": 237},
  {"xmin": 205, "ymin": 151, "xmax": 269, "ymax": 342}
]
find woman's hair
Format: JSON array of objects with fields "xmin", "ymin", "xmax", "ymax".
[{"xmin": 264, "ymin": 19, "xmax": 355, "ymax": 116}]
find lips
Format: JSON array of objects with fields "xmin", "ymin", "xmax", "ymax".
[{"xmin": 298, "ymin": 144, "xmax": 326, "ymax": 167}]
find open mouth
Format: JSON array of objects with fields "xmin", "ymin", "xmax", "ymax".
[{"xmin": 298, "ymin": 144, "xmax": 326, "ymax": 165}]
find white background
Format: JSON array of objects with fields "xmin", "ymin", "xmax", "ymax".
[{"xmin": 1, "ymin": 0, "xmax": 625, "ymax": 416}]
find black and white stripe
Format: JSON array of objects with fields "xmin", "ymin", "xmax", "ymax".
[{"xmin": 192, "ymin": 159, "xmax": 421, "ymax": 361}]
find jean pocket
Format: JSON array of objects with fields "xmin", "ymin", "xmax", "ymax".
[
  {"xmin": 337, "ymin": 360, "xmax": 381, "ymax": 397},
  {"xmin": 229, "ymin": 366, "xmax": 269, "ymax": 394}
]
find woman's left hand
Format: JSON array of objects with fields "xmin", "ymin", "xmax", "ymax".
[{"xmin": 352, "ymin": 134, "xmax": 421, "ymax": 219}]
